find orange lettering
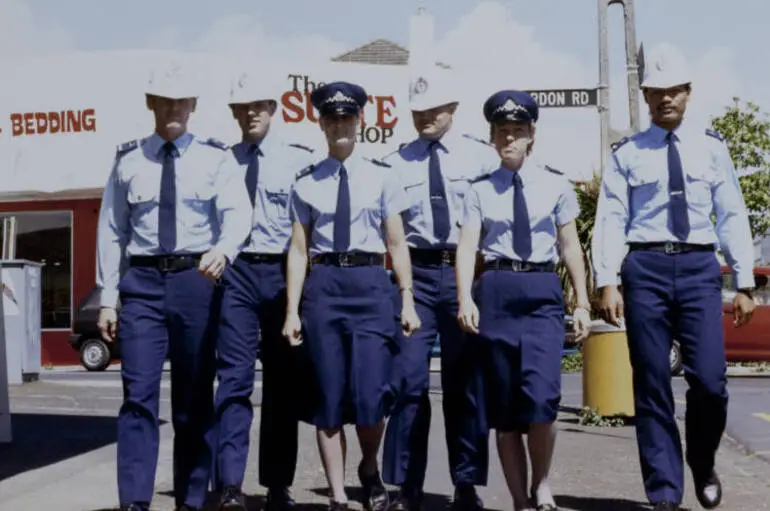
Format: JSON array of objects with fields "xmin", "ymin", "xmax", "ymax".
[
  {"xmin": 304, "ymin": 93, "xmax": 318, "ymax": 124},
  {"xmin": 10, "ymin": 113, "xmax": 23, "ymax": 136},
  {"xmin": 281, "ymin": 91, "xmax": 304, "ymax": 123},
  {"xmin": 376, "ymin": 96, "xmax": 397, "ymax": 129},
  {"xmin": 24, "ymin": 113, "xmax": 34, "ymax": 134},
  {"xmin": 49, "ymin": 112, "xmax": 61, "ymax": 133},
  {"xmin": 35, "ymin": 113, "xmax": 48, "ymax": 134}
]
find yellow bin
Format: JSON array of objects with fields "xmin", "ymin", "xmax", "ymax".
[{"xmin": 582, "ymin": 320, "xmax": 635, "ymax": 417}]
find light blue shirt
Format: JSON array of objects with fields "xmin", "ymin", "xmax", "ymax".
[
  {"xmin": 386, "ymin": 131, "xmax": 499, "ymax": 249},
  {"xmin": 592, "ymin": 120, "xmax": 754, "ymax": 289},
  {"xmin": 460, "ymin": 159, "xmax": 579, "ymax": 263},
  {"xmin": 290, "ymin": 154, "xmax": 409, "ymax": 257},
  {"xmin": 230, "ymin": 138, "xmax": 316, "ymax": 255},
  {"xmin": 96, "ymin": 132, "xmax": 252, "ymax": 308}
]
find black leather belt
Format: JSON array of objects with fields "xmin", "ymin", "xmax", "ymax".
[
  {"xmin": 628, "ymin": 242, "xmax": 715, "ymax": 255},
  {"xmin": 129, "ymin": 253, "xmax": 203, "ymax": 272},
  {"xmin": 482, "ymin": 259, "xmax": 556, "ymax": 273},
  {"xmin": 311, "ymin": 252, "xmax": 385, "ymax": 267},
  {"xmin": 238, "ymin": 252, "xmax": 286, "ymax": 264},
  {"xmin": 410, "ymin": 248, "xmax": 456, "ymax": 267}
]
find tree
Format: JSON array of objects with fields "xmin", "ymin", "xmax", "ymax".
[{"xmin": 710, "ymin": 98, "xmax": 770, "ymax": 239}]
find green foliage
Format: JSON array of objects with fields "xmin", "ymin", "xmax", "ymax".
[
  {"xmin": 558, "ymin": 175, "xmax": 602, "ymax": 313},
  {"xmin": 578, "ymin": 406, "xmax": 629, "ymax": 428},
  {"xmin": 561, "ymin": 352, "xmax": 583, "ymax": 373},
  {"xmin": 710, "ymin": 98, "xmax": 770, "ymax": 239}
]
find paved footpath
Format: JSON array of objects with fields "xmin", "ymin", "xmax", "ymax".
[{"xmin": 1, "ymin": 378, "xmax": 769, "ymax": 510}]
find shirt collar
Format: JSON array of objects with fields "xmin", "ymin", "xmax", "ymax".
[
  {"xmin": 233, "ymin": 138, "xmax": 265, "ymax": 163},
  {"xmin": 648, "ymin": 116, "xmax": 696, "ymax": 145},
  {"xmin": 147, "ymin": 131, "xmax": 194, "ymax": 160}
]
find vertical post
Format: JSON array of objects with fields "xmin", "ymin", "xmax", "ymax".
[
  {"xmin": 0, "ymin": 263, "xmax": 11, "ymax": 444},
  {"xmin": 597, "ymin": 0, "xmax": 610, "ymax": 177},
  {"xmin": 623, "ymin": 0, "xmax": 641, "ymax": 132}
]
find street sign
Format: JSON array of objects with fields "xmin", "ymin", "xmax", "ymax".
[{"xmin": 526, "ymin": 88, "xmax": 598, "ymax": 108}]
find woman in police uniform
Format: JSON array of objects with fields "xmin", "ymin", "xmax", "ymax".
[
  {"xmin": 455, "ymin": 90, "xmax": 591, "ymax": 511},
  {"xmin": 281, "ymin": 81, "xmax": 420, "ymax": 511}
]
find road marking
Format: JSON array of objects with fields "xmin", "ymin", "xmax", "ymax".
[{"xmin": 752, "ymin": 413, "xmax": 770, "ymax": 423}]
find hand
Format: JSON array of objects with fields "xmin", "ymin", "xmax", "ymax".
[
  {"xmin": 457, "ymin": 297, "xmax": 480, "ymax": 334},
  {"xmin": 733, "ymin": 292, "xmax": 756, "ymax": 327},
  {"xmin": 198, "ymin": 250, "xmax": 227, "ymax": 281},
  {"xmin": 282, "ymin": 312, "xmax": 303, "ymax": 346},
  {"xmin": 97, "ymin": 307, "xmax": 118, "ymax": 343},
  {"xmin": 572, "ymin": 307, "xmax": 592, "ymax": 343},
  {"xmin": 400, "ymin": 302, "xmax": 421, "ymax": 337},
  {"xmin": 598, "ymin": 286, "xmax": 625, "ymax": 328}
]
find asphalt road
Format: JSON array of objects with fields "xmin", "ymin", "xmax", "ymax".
[{"xmin": 36, "ymin": 365, "xmax": 770, "ymax": 466}]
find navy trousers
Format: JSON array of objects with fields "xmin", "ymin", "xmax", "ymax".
[
  {"xmin": 301, "ymin": 264, "xmax": 397, "ymax": 429},
  {"xmin": 475, "ymin": 270, "xmax": 563, "ymax": 430},
  {"xmin": 621, "ymin": 250, "xmax": 727, "ymax": 505},
  {"xmin": 214, "ymin": 257, "xmax": 300, "ymax": 490},
  {"xmin": 383, "ymin": 264, "xmax": 489, "ymax": 490},
  {"xmin": 117, "ymin": 265, "xmax": 220, "ymax": 510}
]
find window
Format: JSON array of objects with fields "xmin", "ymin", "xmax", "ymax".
[{"xmin": 0, "ymin": 211, "xmax": 72, "ymax": 329}]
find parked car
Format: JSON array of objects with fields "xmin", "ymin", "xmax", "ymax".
[
  {"xmin": 69, "ymin": 287, "xmax": 119, "ymax": 371},
  {"xmin": 670, "ymin": 265, "xmax": 770, "ymax": 375}
]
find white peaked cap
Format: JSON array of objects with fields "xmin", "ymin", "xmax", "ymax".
[
  {"xmin": 408, "ymin": 64, "xmax": 458, "ymax": 112},
  {"xmin": 146, "ymin": 61, "xmax": 198, "ymax": 99},
  {"xmin": 229, "ymin": 71, "xmax": 281, "ymax": 105},
  {"xmin": 641, "ymin": 42, "xmax": 692, "ymax": 89}
]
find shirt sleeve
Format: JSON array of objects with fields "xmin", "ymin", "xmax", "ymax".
[
  {"xmin": 212, "ymin": 152, "xmax": 253, "ymax": 263},
  {"xmin": 591, "ymin": 152, "xmax": 630, "ymax": 288},
  {"xmin": 555, "ymin": 178, "xmax": 580, "ymax": 226},
  {"xmin": 381, "ymin": 170, "xmax": 409, "ymax": 219},
  {"xmin": 459, "ymin": 185, "xmax": 483, "ymax": 230},
  {"xmin": 711, "ymin": 144, "xmax": 755, "ymax": 290},
  {"xmin": 96, "ymin": 155, "xmax": 131, "ymax": 309},
  {"xmin": 289, "ymin": 183, "xmax": 312, "ymax": 225}
]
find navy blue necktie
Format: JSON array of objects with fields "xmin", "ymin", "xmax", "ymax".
[
  {"xmin": 244, "ymin": 144, "xmax": 261, "ymax": 208},
  {"xmin": 158, "ymin": 141, "xmax": 177, "ymax": 254},
  {"xmin": 667, "ymin": 132, "xmax": 690, "ymax": 241},
  {"xmin": 428, "ymin": 142, "xmax": 450, "ymax": 243},
  {"xmin": 333, "ymin": 165, "xmax": 351, "ymax": 252},
  {"xmin": 512, "ymin": 171, "xmax": 532, "ymax": 261}
]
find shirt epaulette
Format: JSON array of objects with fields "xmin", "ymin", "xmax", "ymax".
[
  {"xmin": 705, "ymin": 129, "xmax": 725, "ymax": 142},
  {"xmin": 462, "ymin": 133, "xmax": 493, "ymax": 147},
  {"xmin": 470, "ymin": 172, "xmax": 493, "ymax": 184},
  {"xmin": 202, "ymin": 137, "xmax": 229, "ymax": 150},
  {"xmin": 364, "ymin": 157, "xmax": 392, "ymax": 168},
  {"xmin": 544, "ymin": 165, "xmax": 564, "ymax": 175},
  {"xmin": 116, "ymin": 139, "xmax": 139, "ymax": 156},
  {"xmin": 611, "ymin": 137, "xmax": 631, "ymax": 152},
  {"xmin": 295, "ymin": 164, "xmax": 316, "ymax": 180},
  {"xmin": 288, "ymin": 143, "xmax": 314, "ymax": 153}
]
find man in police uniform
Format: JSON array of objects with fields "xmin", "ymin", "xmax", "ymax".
[
  {"xmin": 213, "ymin": 72, "xmax": 315, "ymax": 511},
  {"xmin": 381, "ymin": 65, "xmax": 499, "ymax": 511},
  {"xmin": 592, "ymin": 43, "xmax": 756, "ymax": 511},
  {"xmin": 96, "ymin": 63, "xmax": 252, "ymax": 511}
]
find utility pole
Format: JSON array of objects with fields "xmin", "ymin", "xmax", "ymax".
[{"xmin": 597, "ymin": 0, "xmax": 610, "ymax": 177}]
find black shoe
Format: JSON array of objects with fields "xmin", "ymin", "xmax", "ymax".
[
  {"xmin": 452, "ymin": 485, "xmax": 483, "ymax": 511},
  {"xmin": 695, "ymin": 471, "xmax": 723, "ymax": 509},
  {"xmin": 266, "ymin": 487, "xmax": 297, "ymax": 511},
  {"xmin": 357, "ymin": 463, "xmax": 390, "ymax": 511},
  {"xmin": 176, "ymin": 506, "xmax": 200, "ymax": 511},
  {"xmin": 388, "ymin": 487, "xmax": 423, "ymax": 511},
  {"xmin": 652, "ymin": 503, "xmax": 679, "ymax": 511},
  {"xmin": 329, "ymin": 501, "xmax": 349, "ymax": 511},
  {"xmin": 218, "ymin": 485, "xmax": 246, "ymax": 510}
]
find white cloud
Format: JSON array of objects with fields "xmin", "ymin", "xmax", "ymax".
[{"xmin": 0, "ymin": 0, "xmax": 74, "ymax": 55}]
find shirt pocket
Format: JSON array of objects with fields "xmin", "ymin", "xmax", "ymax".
[
  {"xmin": 685, "ymin": 168, "xmax": 715, "ymax": 207},
  {"xmin": 402, "ymin": 178, "xmax": 426, "ymax": 216},
  {"xmin": 627, "ymin": 168, "xmax": 661, "ymax": 209},
  {"xmin": 265, "ymin": 187, "xmax": 291, "ymax": 218},
  {"xmin": 126, "ymin": 176, "xmax": 159, "ymax": 220},
  {"xmin": 447, "ymin": 176, "xmax": 471, "ymax": 209}
]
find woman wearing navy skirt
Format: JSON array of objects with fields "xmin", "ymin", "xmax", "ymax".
[
  {"xmin": 455, "ymin": 90, "xmax": 591, "ymax": 511},
  {"xmin": 282, "ymin": 81, "xmax": 421, "ymax": 511}
]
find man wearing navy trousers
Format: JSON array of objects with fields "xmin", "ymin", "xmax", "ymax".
[
  {"xmin": 592, "ymin": 43, "xmax": 756, "ymax": 511},
  {"xmin": 96, "ymin": 62, "xmax": 252, "ymax": 511},
  {"xmin": 213, "ymin": 72, "xmax": 316, "ymax": 511}
]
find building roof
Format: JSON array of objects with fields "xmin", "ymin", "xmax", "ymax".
[{"xmin": 331, "ymin": 38, "xmax": 410, "ymax": 65}]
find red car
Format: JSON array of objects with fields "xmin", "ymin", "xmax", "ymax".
[{"xmin": 671, "ymin": 265, "xmax": 770, "ymax": 375}]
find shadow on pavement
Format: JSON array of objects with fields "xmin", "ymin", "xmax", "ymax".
[
  {"xmin": 554, "ymin": 495, "xmax": 653, "ymax": 510},
  {"xmin": 310, "ymin": 487, "xmax": 453, "ymax": 511},
  {"xmin": 0, "ymin": 412, "xmax": 129, "ymax": 481}
]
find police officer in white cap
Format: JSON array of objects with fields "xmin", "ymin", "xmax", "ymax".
[
  {"xmin": 213, "ymin": 71, "xmax": 315, "ymax": 511},
  {"xmin": 96, "ymin": 62, "xmax": 252, "ymax": 511},
  {"xmin": 380, "ymin": 64, "xmax": 498, "ymax": 511},
  {"xmin": 592, "ymin": 42, "xmax": 756, "ymax": 511}
]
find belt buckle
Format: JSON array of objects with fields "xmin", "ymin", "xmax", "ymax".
[
  {"xmin": 158, "ymin": 257, "xmax": 172, "ymax": 272},
  {"xmin": 664, "ymin": 242, "xmax": 681, "ymax": 255},
  {"xmin": 441, "ymin": 250, "xmax": 452, "ymax": 265},
  {"xmin": 338, "ymin": 253, "xmax": 352, "ymax": 267}
]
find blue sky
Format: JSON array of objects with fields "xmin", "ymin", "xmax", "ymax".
[{"xmin": 2, "ymin": 0, "xmax": 766, "ymax": 179}]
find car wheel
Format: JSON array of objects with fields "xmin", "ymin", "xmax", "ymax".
[
  {"xmin": 670, "ymin": 340, "xmax": 683, "ymax": 376},
  {"xmin": 80, "ymin": 338, "xmax": 112, "ymax": 372}
]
